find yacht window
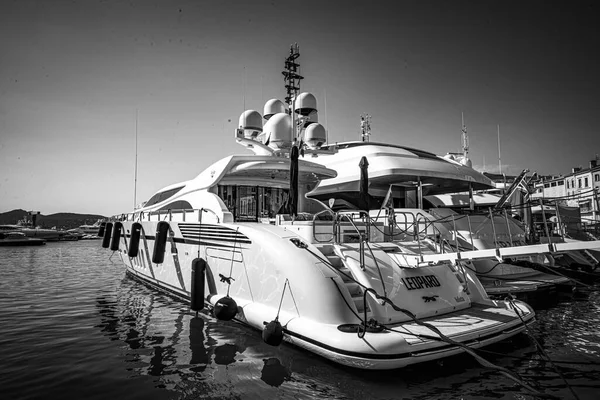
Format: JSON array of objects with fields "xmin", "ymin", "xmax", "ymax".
[
  {"xmin": 218, "ymin": 185, "xmax": 289, "ymax": 222},
  {"xmin": 238, "ymin": 186, "xmax": 258, "ymax": 221},
  {"xmin": 145, "ymin": 186, "xmax": 185, "ymax": 207},
  {"xmin": 158, "ymin": 200, "xmax": 193, "ymax": 211}
]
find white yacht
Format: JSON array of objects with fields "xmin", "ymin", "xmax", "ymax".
[
  {"xmin": 102, "ymin": 45, "xmax": 536, "ymax": 370},
  {"xmin": 305, "ymin": 140, "xmax": 571, "ymax": 298}
]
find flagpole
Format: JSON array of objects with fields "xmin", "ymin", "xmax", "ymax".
[
  {"xmin": 134, "ymin": 109, "xmax": 138, "ymax": 209},
  {"xmin": 497, "ymin": 124, "xmax": 502, "ymax": 174}
]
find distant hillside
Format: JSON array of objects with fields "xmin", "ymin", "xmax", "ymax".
[{"xmin": 0, "ymin": 209, "xmax": 106, "ymax": 230}]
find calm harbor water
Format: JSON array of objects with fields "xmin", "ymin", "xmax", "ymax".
[{"xmin": 1, "ymin": 240, "xmax": 600, "ymax": 400}]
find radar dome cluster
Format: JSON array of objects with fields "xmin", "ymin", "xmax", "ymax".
[{"xmin": 236, "ymin": 92, "xmax": 327, "ymax": 153}]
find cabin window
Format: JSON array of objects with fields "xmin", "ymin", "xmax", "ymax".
[
  {"xmin": 145, "ymin": 186, "xmax": 185, "ymax": 207},
  {"xmin": 158, "ymin": 200, "xmax": 193, "ymax": 211},
  {"xmin": 218, "ymin": 185, "xmax": 289, "ymax": 222},
  {"xmin": 237, "ymin": 186, "xmax": 258, "ymax": 221}
]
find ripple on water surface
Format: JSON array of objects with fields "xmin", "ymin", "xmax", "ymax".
[{"xmin": 1, "ymin": 240, "xmax": 600, "ymax": 399}]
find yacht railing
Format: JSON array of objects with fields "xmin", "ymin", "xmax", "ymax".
[
  {"xmin": 115, "ymin": 208, "xmax": 221, "ymax": 224},
  {"xmin": 333, "ymin": 210, "xmax": 388, "ymax": 298},
  {"xmin": 383, "ymin": 210, "xmax": 456, "ymax": 254}
]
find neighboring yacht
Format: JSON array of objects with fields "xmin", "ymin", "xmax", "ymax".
[
  {"xmin": 77, "ymin": 221, "xmax": 103, "ymax": 235},
  {"xmin": 424, "ymin": 203, "xmax": 573, "ymax": 299},
  {"xmin": 0, "ymin": 231, "xmax": 46, "ymax": 246},
  {"xmin": 0, "ymin": 212, "xmax": 75, "ymax": 242},
  {"xmin": 306, "ymin": 139, "xmax": 575, "ymax": 300},
  {"xmin": 67, "ymin": 220, "xmax": 103, "ymax": 239},
  {"xmin": 101, "ymin": 45, "xmax": 536, "ymax": 370}
]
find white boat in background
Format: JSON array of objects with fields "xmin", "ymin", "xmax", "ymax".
[
  {"xmin": 0, "ymin": 231, "xmax": 46, "ymax": 246},
  {"xmin": 67, "ymin": 220, "xmax": 103, "ymax": 239},
  {"xmin": 102, "ymin": 45, "xmax": 536, "ymax": 370},
  {"xmin": 0, "ymin": 223, "xmax": 64, "ymax": 242},
  {"xmin": 305, "ymin": 139, "xmax": 577, "ymax": 300},
  {"xmin": 426, "ymin": 188, "xmax": 600, "ymax": 281},
  {"xmin": 77, "ymin": 221, "xmax": 103, "ymax": 235},
  {"xmin": 426, "ymin": 205, "xmax": 572, "ymax": 297}
]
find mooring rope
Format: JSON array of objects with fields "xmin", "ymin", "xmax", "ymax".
[{"xmin": 507, "ymin": 295, "xmax": 580, "ymax": 400}]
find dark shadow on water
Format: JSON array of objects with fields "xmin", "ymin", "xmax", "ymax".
[
  {"xmin": 214, "ymin": 343, "xmax": 238, "ymax": 365},
  {"xmin": 260, "ymin": 358, "xmax": 291, "ymax": 387},
  {"xmin": 189, "ymin": 316, "xmax": 209, "ymax": 372}
]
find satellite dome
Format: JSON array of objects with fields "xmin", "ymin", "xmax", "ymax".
[
  {"xmin": 263, "ymin": 113, "xmax": 292, "ymax": 150},
  {"xmin": 302, "ymin": 110, "xmax": 318, "ymax": 127},
  {"xmin": 461, "ymin": 158, "xmax": 473, "ymax": 168},
  {"xmin": 264, "ymin": 99, "xmax": 286, "ymax": 120},
  {"xmin": 294, "ymin": 92, "xmax": 317, "ymax": 116},
  {"xmin": 304, "ymin": 123, "xmax": 326, "ymax": 149},
  {"xmin": 238, "ymin": 110, "xmax": 263, "ymax": 139},
  {"xmin": 443, "ymin": 153, "xmax": 456, "ymax": 161}
]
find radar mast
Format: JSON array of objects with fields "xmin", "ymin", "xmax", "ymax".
[
  {"xmin": 282, "ymin": 43, "xmax": 303, "ymax": 143},
  {"xmin": 360, "ymin": 114, "xmax": 371, "ymax": 142},
  {"xmin": 461, "ymin": 112, "xmax": 469, "ymax": 161}
]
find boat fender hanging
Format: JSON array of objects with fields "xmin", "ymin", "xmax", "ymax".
[
  {"xmin": 213, "ymin": 296, "xmax": 237, "ymax": 321},
  {"xmin": 190, "ymin": 258, "xmax": 207, "ymax": 312},
  {"xmin": 102, "ymin": 222, "xmax": 113, "ymax": 248},
  {"xmin": 98, "ymin": 222, "xmax": 106, "ymax": 237},
  {"xmin": 262, "ymin": 319, "xmax": 284, "ymax": 346},
  {"xmin": 128, "ymin": 222, "xmax": 142, "ymax": 257},
  {"xmin": 110, "ymin": 222, "xmax": 123, "ymax": 251},
  {"xmin": 152, "ymin": 221, "xmax": 170, "ymax": 264}
]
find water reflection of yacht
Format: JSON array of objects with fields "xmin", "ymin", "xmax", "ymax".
[{"xmin": 102, "ymin": 45, "xmax": 536, "ymax": 370}]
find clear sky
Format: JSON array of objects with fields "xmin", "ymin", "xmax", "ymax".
[{"xmin": 1, "ymin": 0, "xmax": 598, "ymax": 216}]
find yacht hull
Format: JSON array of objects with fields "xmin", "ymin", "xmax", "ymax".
[{"xmin": 111, "ymin": 218, "xmax": 535, "ymax": 370}]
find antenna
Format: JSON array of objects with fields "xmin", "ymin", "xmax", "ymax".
[
  {"xmin": 360, "ymin": 114, "xmax": 371, "ymax": 142},
  {"xmin": 461, "ymin": 112, "xmax": 469, "ymax": 160},
  {"xmin": 324, "ymin": 88, "xmax": 328, "ymax": 144},
  {"xmin": 497, "ymin": 124, "xmax": 502, "ymax": 174},
  {"xmin": 134, "ymin": 108, "xmax": 138, "ymax": 209},
  {"xmin": 243, "ymin": 66, "xmax": 246, "ymax": 111},
  {"xmin": 283, "ymin": 43, "xmax": 303, "ymax": 107},
  {"xmin": 282, "ymin": 43, "xmax": 303, "ymax": 141}
]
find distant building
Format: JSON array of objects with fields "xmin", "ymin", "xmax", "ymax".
[{"xmin": 532, "ymin": 158, "xmax": 600, "ymax": 226}]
